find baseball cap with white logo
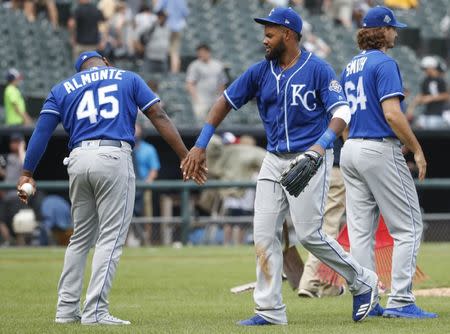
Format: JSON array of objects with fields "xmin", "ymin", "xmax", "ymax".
[
  {"xmin": 362, "ymin": 6, "xmax": 407, "ymax": 28},
  {"xmin": 74, "ymin": 51, "xmax": 103, "ymax": 72},
  {"xmin": 254, "ymin": 7, "xmax": 303, "ymax": 34}
]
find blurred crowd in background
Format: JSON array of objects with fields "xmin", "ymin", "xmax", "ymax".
[{"xmin": 0, "ymin": 0, "xmax": 449, "ymax": 247}]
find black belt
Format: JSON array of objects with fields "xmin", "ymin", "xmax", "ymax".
[
  {"xmin": 73, "ymin": 139, "xmax": 122, "ymax": 149},
  {"xmin": 357, "ymin": 137, "xmax": 384, "ymax": 142}
]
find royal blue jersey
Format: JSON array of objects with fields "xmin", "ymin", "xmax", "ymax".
[
  {"xmin": 224, "ymin": 51, "xmax": 348, "ymax": 153},
  {"xmin": 340, "ymin": 49, "xmax": 404, "ymax": 139},
  {"xmin": 40, "ymin": 66, "xmax": 160, "ymax": 149}
]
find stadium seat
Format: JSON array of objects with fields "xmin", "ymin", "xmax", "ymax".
[{"xmin": 0, "ymin": 0, "xmax": 444, "ymax": 127}]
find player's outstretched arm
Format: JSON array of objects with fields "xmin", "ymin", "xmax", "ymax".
[
  {"xmin": 145, "ymin": 103, "xmax": 207, "ymax": 185},
  {"xmin": 382, "ymin": 97, "xmax": 427, "ymax": 180},
  {"xmin": 181, "ymin": 96, "xmax": 232, "ymax": 182},
  {"xmin": 17, "ymin": 113, "xmax": 59, "ymax": 204}
]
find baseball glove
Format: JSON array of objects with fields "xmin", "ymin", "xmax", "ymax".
[{"xmin": 280, "ymin": 150, "xmax": 323, "ymax": 197}]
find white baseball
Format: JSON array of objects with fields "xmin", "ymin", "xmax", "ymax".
[{"xmin": 20, "ymin": 183, "xmax": 34, "ymax": 196}]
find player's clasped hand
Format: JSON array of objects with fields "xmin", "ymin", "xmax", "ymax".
[
  {"xmin": 280, "ymin": 150, "xmax": 323, "ymax": 197},
  {"xmin": 180, "ymin": 147, "xmax": 208, "ymax": 185}
]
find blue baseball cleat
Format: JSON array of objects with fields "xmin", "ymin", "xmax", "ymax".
[
  {"xmin": 237, "ymin": 314, "xmax": 273, "ymax": 326},
  {"xmin": 383, "ymin": 304, "xmax": 438, "ymax": 319},
  {"xmin": 368, "ymin": 303, "xmax": 384, "ymax": 317},
  {"xmin": 353, "ymin": 288, "xmax": 376, "ymax": 322}
]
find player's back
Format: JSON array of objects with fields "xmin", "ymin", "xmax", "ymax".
[
  {"xmin": 341, "ymin": 50, "xmax": 404, "ymax": 139},
  {"xmin": 48, "ymin": 67, "xmax": 158, "ymax": 149}
]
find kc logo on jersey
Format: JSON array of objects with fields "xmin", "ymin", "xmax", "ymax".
[
  {"xmin": 329, "ymin": 80, "xmax": 342, "ymax": 93},
  {"xmin": 291, "ymin": 84, "xmax": 317, "ymax": 111}
]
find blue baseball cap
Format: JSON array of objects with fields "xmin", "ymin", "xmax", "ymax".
[
  {"xmin": 254, "ymin": 7, "xmax": 302, "ymax": 34},
  {"xmin": 362, "ymin": 6, "xmax": 407, "ymax": 28},
  {"xmin": 74, "ymin": 51, "xmax": 103, "ymax": 72}
]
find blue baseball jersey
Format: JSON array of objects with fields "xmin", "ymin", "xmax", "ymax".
[
  {"xmin": 40, "ymin": 66, "xmax": 160, "ymax": 149},
  {"xmin": 224, "ymin": 51, "xmax": 348, "ymax": 153},
  {"xmin": 340, "ymin": 49, "xmax": 404, "ymax": 139}
]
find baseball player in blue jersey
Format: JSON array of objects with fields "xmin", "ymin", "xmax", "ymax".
[
  {"xmin": 17, "ymin": 51, "xmax": 206, "ymax": 325},
  {"xmin": 181, "ymin": 7, "xmax": 378, "ymax": 326},
  {"xmin": 340, "ymin": 6, "xmax": 437, "ymax": 319}
]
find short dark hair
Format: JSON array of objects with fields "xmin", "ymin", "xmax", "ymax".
[
  {"xmin": 81, "ymin": 56, "xmax": 106, "ymax": 71},
  {"xmin": 156, "ymin": 10, "xmax": 167, "ymax": 17},
  {"xmin": 139, "ymin": 4, "xmax": 151, "ymax": 12},
  {"xmin": 10, "ymin": 132, "xmax": 24, "ymax": 142},
  {"xmin": 196, "ymin": 43, "xmax": 211, "ymax": 51},
  {"xmin": 279, "ymin": 25, "xmax": 302, "ymax": 42}
]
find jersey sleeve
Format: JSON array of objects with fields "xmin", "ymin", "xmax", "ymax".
[
  {"xmin": 223, "ymin": 63, "xmax": 260, "ymax": 110},
  {"xmin": 40, "ymin": 90, "xmax": 61, "ymax": 119},
  {"xmin": 376, "ymin": 60, "xmax": 404, "ymax": 102},
  {"xmin": 23, "ymin": 113, "xmax": 60, "ymax": 173},
  {"xmin": 133, "ymin": 73, "xmax": 160, "ymax": 112},
  {"xmin": 317, "ymin": 63, "xmax": 348, "ymax": 113}
]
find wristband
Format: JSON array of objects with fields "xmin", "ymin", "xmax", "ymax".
[
  {"xmin": 195, "ymin": 123, "xmax": 215, "ymax": 149},
  {"xmin": 315, "ymin": 128, "xmax": 337, "ymax": 150}
]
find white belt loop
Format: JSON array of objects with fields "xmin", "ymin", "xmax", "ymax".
[{"xmin": 120, "ymin": 141, "xmax": 131, "ymax": 150}]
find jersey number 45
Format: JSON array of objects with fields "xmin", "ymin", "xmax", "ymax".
[{"xmin": 77, "ymin": 84, "xmax": 119, "ymax": 124}]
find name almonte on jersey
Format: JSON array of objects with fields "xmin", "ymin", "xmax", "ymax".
[
  {"xmin": 63, "ymin": 68, "xmax": 125, "ymax": 95},
  {"xmin": 41, "ymin": 66, "xmax": 159, "ymax": 149}
]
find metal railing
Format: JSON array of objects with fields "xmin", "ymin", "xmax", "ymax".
[{"xmin": 2, "ymin": 179, "xmax": 450, "ymax": 243}]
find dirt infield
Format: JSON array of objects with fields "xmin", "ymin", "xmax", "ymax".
[{"xmin": 413, "ymin": 288, "xmax": 450, "ymax": 297}]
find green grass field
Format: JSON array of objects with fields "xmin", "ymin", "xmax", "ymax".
[{"xmin": 1, "ymin": 243, "xmax": 449, "ymax": 334}]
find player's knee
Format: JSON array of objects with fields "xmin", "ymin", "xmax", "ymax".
[
  {"xmin": 296, "ymin": 228, "xmax": 322, "ymax": 249},
  {"xmin": 253, "ymin": 234, "xmax": 277, "ymax": 248}
]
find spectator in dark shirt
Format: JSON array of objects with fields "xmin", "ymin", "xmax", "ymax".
[
  {"xmin": 407, "ymin": 56, "xmax": 450, "ymax": 128},
  {"xmin": 68, "ymin": 0, "xmax": 105, "ymax": 60}
]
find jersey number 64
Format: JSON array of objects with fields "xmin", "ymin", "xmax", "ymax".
[{"xmin": 345, "ymin": 77, "xmax": 367, "ymax": 114}]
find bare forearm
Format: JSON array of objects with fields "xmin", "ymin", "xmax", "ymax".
[
  {"xmin": 328, "ymin": 117, "xmax": 347, "ymax": 137},
  {"xmin": 431, "ymin": 92, "xmax": 450, "ymax": 102},
  {"xmin": 342, "ymin": 126, "xmax": 349, "ymax": 141},
  {"xmin": 309, "ymin": 117, "xmax": 346, "ymax": 154},
  {"xmin": 13, "ymin": 104, "xmax": 25, "ymax": 120},
  {"xmin": 146, "ymin": 105, "xmax": 188, "ymax": 160},
  {"xmin": 205, "ymin": 95, "xmax": 232, "ymax": 127},
  {"xmin": 383, "ymin": 99, "xmax": 422, "ymax": 153},
  {"xmin": 186, "ymin": 82, "xmax": 197, "ymax": 98},
  {"xmin": 146, "ymin": 169, "xmax": 158, "ymax": 182},
  {"xmin": 47, "ymin": 1, "xmax": 58, "ymax": 27},
  {"xmin": 388, "ymin": 112, "xmax": 421, "ymax": 151}
]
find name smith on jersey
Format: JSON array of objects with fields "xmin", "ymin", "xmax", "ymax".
[
  {"xmin": 63, "ymin": 68, "xmax": 125, "ymax": 94},
  {"xmin": 345, "ymin": 57, "xmax": 367, "ymax": 76}
]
